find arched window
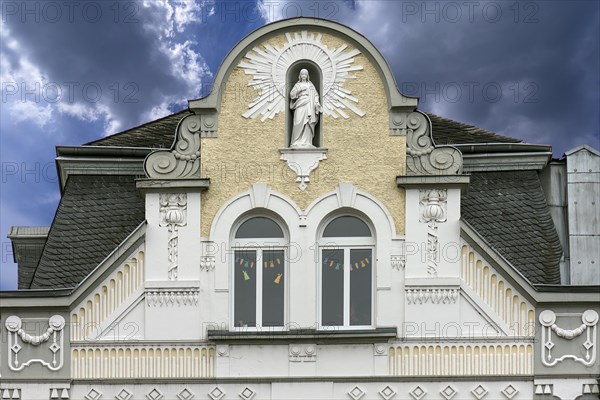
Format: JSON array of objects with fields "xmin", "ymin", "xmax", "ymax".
[
  {"xmin": 232, "ymin": 216, "xmax": 287, "ymax": 329},
  {"xmin": 319, "ymin": 215, "xmax": 375, "ymax": 328}
]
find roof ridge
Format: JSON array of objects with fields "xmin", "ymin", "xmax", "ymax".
[
  {"xmin": 425, "ymin": 112, "xmax": 524, "ymax": 144},
  {"xmin": 84, "ymin": 109, "xmax": 190, "ymax": 146}
]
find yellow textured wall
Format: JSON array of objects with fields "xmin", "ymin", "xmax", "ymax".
[{"xmin": 200, "ymin": 31, "xmax": 406, "ymax": 236}]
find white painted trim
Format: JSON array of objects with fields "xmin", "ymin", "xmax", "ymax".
[
  {"xmin": 459, "ymin": 283, "xmax": 512, "ymax": 336},
  {"xmin": 71, "ymin": 223, "xmax": 147, "ymax": 304},
  {"xmin": 462, "ymin": 152, "xmax": 552, "ymax": 172},
  {"xmin": 460, "ymin": 222, "xmax": 539, "ymax": 303},
  {"xmin": 92, "ymin": 290, "xmax": 145, "ymax": 341}
]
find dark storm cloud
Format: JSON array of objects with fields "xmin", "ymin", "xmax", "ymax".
[
  {"xmin": 1, "ymin": 0, "xmax": 211, "ymax": 135},
  {"xmin": 336, "ymin": 1, "xmax": 600, "ymax": 155},
  {"xmin": 255, "ymin": 0, "xmax": 599, "ymax": 155}
]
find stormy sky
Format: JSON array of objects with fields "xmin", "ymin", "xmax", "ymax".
[{"xmin": 1, "ymin": 0, "xmax": 599, "ymax": 289}]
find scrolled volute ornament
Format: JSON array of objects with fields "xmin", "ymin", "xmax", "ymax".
[
  {"xmin": 144, "ymin": 114, "xmax": 202, "ymax": 179},
  {"xmin": 405, "ymin": 111, "xmax": 463, "ymax": 175}
]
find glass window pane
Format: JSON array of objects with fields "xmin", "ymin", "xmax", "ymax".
[
  {"xmin": 321, "ymin": 248, "xmax": 344, "ymax": 326},
  {"xmin": 234, "ymin": 250, "xmax": 256, "ymax": 327},
  {"xmin": 235, "ymin": 217, "xmax": 284, "ymax": 238},
  {"xmin": 350, "ymin": 249, "xmax": 372, "ymax": 326},
  {"xmin": 323, "ymin": 216, "xmax": 371, "ymax": 237},
  {"xmin": 262, "ymin": 250, "xmax": 285, "ymax": 326}
]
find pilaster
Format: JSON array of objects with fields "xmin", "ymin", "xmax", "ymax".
[{"xmin": 397, "ymin": 175, "xmax": 469, "ymax": 336}]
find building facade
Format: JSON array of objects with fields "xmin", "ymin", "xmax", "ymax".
[{"xmin": 1, "ymin": 18, "xmax": 599, "ymax": 400}]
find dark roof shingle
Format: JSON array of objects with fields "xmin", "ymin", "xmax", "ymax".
[
  {"xmin": 85, "ymin": 110, "xmax": 190, "ymax": 148},
  {"xmin": 428, "ymin": 114, "xmax": 523, "ymax": 145},
  {"xmin": 86, "ymin": 111, "xmax": 523, "ymax": 148},
  {"xmin": 30, "ymin": 175, "xmax": 145, "ymax": 289},
  {"xmin": 461, "ymin": 171, "xmax": 563, "ymax": 284}
]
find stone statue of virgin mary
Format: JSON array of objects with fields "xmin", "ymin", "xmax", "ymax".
[{"xmin": 289, "ymin": 69, "xmax": 322, "ymax": 148}]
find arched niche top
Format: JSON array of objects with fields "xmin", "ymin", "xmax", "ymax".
[{"xmin": 188, "ymin": 17, "xmax": 418, "ymax": 113}]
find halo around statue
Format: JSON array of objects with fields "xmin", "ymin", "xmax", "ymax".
[{"xmin": 239, "ymin": 31, "xmax": 365, "ymax": 121}]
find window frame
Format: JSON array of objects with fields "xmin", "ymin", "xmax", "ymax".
[
  {"xmin": 230, "ymin": 215, "xmax": 289, "ymax": 331},
  {"xmin": 317, "ymin": 213, "xmax": 376, "ymax": 330}
]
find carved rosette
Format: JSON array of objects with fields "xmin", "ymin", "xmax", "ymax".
[
  {"xmin": 539, "ymin": 309, "xmax": 598, "ymax": 367},
  {"xmin": 419, "ymin": 189, "xmax": 447, "ymax": 276},
  {"xmin": 144, "ymin": 114, "xmax": 207, "ymax": 179},
  {"xmin": 159, "ymin": 193, "xmax": 187, "ymax": 280},
  {"xmin": 289, "ymin": 344, "xmax": 317, "ymax": 362},
  {"xmin": 397, "ymin": 111, "xmax": 462, "ymax": 175},
  {"xmin": 5, "ymin": 315, "xmax": 65, "ymax": 371}
]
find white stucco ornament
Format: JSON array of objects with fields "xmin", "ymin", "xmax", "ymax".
[
  {"xmin": 5, "ymin": 315, "xmax": 65, "ymax": 371},
  {"xmin": 419, "ymin": 189, "xmax": 448, "ymax": 276},
  {"xmin": 279, "ymin": 148, "xmax": 327, "ymax": 191},
  {"xmin": 539, "ymin": 309, "xmax": 598, "ymax": 367},
  {"xmin": 239, "ymin": 31, "xmax": 365, "ymax": 121},
  {"xmin": 159, "ymin": 193, "xmax": 187, "ymax": 280}
]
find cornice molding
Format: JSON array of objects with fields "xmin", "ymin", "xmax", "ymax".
[
  {"xmin": 56, "ymin": 154, "xmax": 146, "ymax": 191},
  {"xmin": 462, "ymin": 151, "xmax": 552, "ymax": 172}
]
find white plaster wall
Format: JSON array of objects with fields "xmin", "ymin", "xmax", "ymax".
[
  {"xmin": 404, "ymin": 187, "xmax": 462, "ymax": 279},
  {"xmin": 143, "ymin": 191, "xmax": 204, "ymax": 340}
]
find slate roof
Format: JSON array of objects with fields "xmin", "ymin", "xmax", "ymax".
[
  {"xmin": 85, "ymin": 110, "xmax": 190, "ymax": 148},
  {"xmin": 461, "ymin": 171, "xmax": 563, "ymax": 285},
  {"xmin": 29, "ymin": 175, "xmax": 145, "ymax": 289},
  {"xmin": 85, "ymin": 111, "xmax": 523, "ymax": 148},
  {"xmin": 427, "ymin": 114, "xmax": 523, "ymax": 145},
  {"xmin": 27, "ymin": 112, "xmax": 560, "ymax": 289},
  {"xmin": 7, "ymin": 227, "xmax": 49, "ymax": 289}
]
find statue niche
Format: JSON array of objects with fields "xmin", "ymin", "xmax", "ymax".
[{"xmin": 286, "ymin": 63, "xmax": 322, "ymax": 148}]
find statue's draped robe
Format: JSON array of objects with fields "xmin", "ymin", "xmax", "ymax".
[{"xmin": 290, "ymin": 81, "xmax": 320, "ymax": 148}]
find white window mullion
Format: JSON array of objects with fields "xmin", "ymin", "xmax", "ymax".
[
  {"xmin": 256, "ymin": 249, "xmax": 263, "ymax": 327},
  {"xmin": 284, "ymin": 247, "xmax": 288, "ymax": 328},
  {"xmin": 343, "ymin": 247, "xmax": 350, "ymax": 327}
]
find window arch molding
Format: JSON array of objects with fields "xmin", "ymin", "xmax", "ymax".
[
  {"xmin": 230, "ymin": 211, "xmax": 289, "ymax": 245},
  {"xmin": 304, "ymin": 183, "xmax": 396, "ymax": 242},
  {"xmin": 209, "ymin": 184, "xmax": 301, "ymax": 292},
  {"xmin": 317, "ymin": 210, "xmax": 377, "ymax": 243}
]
